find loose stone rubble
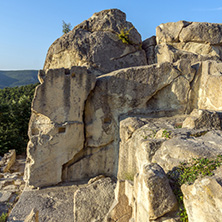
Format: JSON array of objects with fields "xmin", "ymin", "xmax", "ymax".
[{"xmin": 0, "ymin": 151, "xmax": 25, "ymax": 217}]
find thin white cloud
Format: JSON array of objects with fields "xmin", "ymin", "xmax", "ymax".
[{"xmin": 193, "ymin": 7, "xmax": 222, "ymax": 11}]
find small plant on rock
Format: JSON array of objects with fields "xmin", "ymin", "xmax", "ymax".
[
  {"xmin": 167, "ymin": 155, "xmax": 222, "ymax": 222},
  {"xmin": 162, "ymin": 129, "xmax": 171, "ymax": 138},
  {"xmin": 144, "ymin": 129, "xmax": 157, "ymax": 140},
  {"xmin": 174, "ymin": 123, "xmax": 182, "ymax": 129},
  {"xmin": 62, "ymin": 20, "xmax": 72, "ymax": 34},
  {"xmin": 0, "ymin": 212, "xmax": 7, "ymax": 222},
  {"xmin": 117, "ymin": 26, "xmax": 134, "ymax": 44},
  {"xmin": 123, "ymin": 172, "xmax": 135, "ymax": 181}
]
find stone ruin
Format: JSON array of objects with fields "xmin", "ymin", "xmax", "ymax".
[{"xmin": 8, "ymin": 9, "xmax": 222, "ymax": 222}]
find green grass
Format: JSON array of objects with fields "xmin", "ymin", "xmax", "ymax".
[
  {"xmin": 167, "ymin": 155, "xmax": 222, "ymax": 222},
  {"xmin": 0, "ymin": 212, "xmax": 7, "ymax": 222},
  {"xmin": 162, "ymin": 129, "xmax": 171, "ymax": 138},
  {"xmin": 144, "ymin": 129, "xmax": 157, "ymax": 140}
]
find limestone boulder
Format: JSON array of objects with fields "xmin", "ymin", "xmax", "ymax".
[
  {"xmin": 44, "ymin": 9, "xmax": 147, "ymax": 75},
  {"xmin": 156, "ymin": 21, "xmax": 222, "ymax": 45},
  {"xmin": 73, "ymin": 177, "xmax": 116, "ymax": 222},
  {"xmin": 182, "ymin": 109, "xmax": 221, "ymax": 129},
  {"xmin": 8, "ymin": 185, "xmax": 79, "ymax": 222},
  {"xmin": 182, "ymin": 168, "xmax": 222, "ymax": 222},
  {"xmin": 85, "ymin": 62, "xmax": 181, "ymax": 149},
  {"xmin": 83, "ymin": 63, "xmax": 182, "ymax": 180},
  {"xmin": 0, "ymin": 191, "xmax": 13, "ymax": 216},
  {"xmin": 172, "ymin": 42, "xmax": 222, "ymax": 58},
  {"xmin": 155, "ymin": 43, "xmax": 221, "ymax": 64},
  {"xmin": 118, "ymin": 116, "xmax": 186, "ymax": 180},
  {"xmin": 119, "ymin": 117, "xmax": 147, "ymax": 143},
  {"xmin": 179, "ymin": 22, "xmax": 222, "ymax": 44},
  {"xmin": 156, "ymin": 21, "xmax": 191, "ymax": 44},
  {"xmin": 105, "ymin": 180, "xmax": 133, "ymax": 222},
  {"xmin": 197, "ymin": 60, "xmax": 222, "ymax": 110},
  {"xmin": 0, "ymin": 149, "xmax": 16, "ymax": 173},
  {"xmin": 142, "ymin": 36, "xmax": 157, "ymax": 64},
  {"xmin": 134, "ymin": 163, "xmax": 177, "ymax": 221},
  {"xmin": 155, "ymin": 21, "xmax": 222, "ymax": 64},
  {"xmin": 153, "ymin": 130, "xmax": 222, "ymax": 172},
  {"xmin": 24, "ymin": 67, "xmax": 96, "ymax": 188},
  {"xmin": 63, "ymin": 143, "xmax": 116, "ymax": 182},
  {"xmin": 146, "ymin": 75, "xmax": 191, "ymax": 112}
]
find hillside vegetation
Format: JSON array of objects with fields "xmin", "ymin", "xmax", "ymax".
[
  {"xmin": 0, "ymin": 83, "xmax": 38, "ymax": 156},
  {"xmin": 0, "ymin": 70, "xmax": 38, "ymax": 89}
]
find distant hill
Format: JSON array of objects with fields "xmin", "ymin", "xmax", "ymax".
[{"xmin": 0, "ymin": 70, "xmax": 39, "ymax": 88}]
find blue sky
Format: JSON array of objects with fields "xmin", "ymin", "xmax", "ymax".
[{"xmin": 0, "ymin": 0, "xmax": 222, "ymax": 70}]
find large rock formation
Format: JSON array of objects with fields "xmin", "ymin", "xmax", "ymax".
[
  {"xmin": 182, "ymin": 166, "xmax": 222, "ymax": 222},
  {"xmin": 44, "ymin": 9, "xmax": 147, "ymax": 75},
  {"xmin": 24, "ymin": 66, "xmax": 96, "ymax": 187},
  {"xmin": 155, "ymin": 21, "xmax": 222, "ymax": 64},
  {"xmin": 9, "ymin": 9, "xmax": 222, "ymax": 222}
]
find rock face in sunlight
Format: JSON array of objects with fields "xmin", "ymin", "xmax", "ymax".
[
  {"xmin": 8, "ymin": 9, "xmax": 222, "ymax": 222},
  {"xmin": 155, "ymin": 21, "xmax": 222, "ymax": 64},
  {"xmin": 24, "ymin": 67, "xmax": 96, "ymax": 187},
  {"xmin": 44, "ymin": 9, "xmax": 147, "ymax": 75}
]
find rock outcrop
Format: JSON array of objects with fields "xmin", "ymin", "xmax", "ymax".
[
  {"xmin": 155, "ymin": 21, "xmax": 222, "ymax": 64},
  {"xmin": 8, "ymin": 9, "xmax": 222, "ymax": 222},
  {"xmin": 24, "ymin": 66, "xmax": 96, "ymax": 187},
  {"xmin": 74, "ymin": 177, "xmax": 116, "ymax": 222},
  {"xmin": 182, "ymin": 166, "xmax": 222, "ymax": 222},
  {"xmin": 44, "ymin": 9, "xmax": 147, "ymax": 75}
]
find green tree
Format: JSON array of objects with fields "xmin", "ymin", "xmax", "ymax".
[
  {"xmin": 0, "ymin": 83, "xmax": 38, "ymax": 156},
  {"xmin": 62, "ymin": 20, "xmax": 72, "ymax": 34}
]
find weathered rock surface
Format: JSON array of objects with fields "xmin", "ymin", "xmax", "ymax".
[
  {"xmin": 182, "ymin": 167, "xmax": 222, "ymax": 222},
  {"xmin": 156, "ymin": 21, "xmax": 222, "ymax": 64},
  {"xmin": 197, "ymin": 60, "xmax": 222, "ymax": 110},
  {"xmin": 179, "ymin": 22, "xmax": 222, "ymax": 44},
  {"xmin": 117, "ymin": 114, "xmax": 222, "ymax": 221},
  {"xmin": 182, "ymin": 109, "xmax": 221, "ymax": 129},
  {"xmin": 85, "ymin": 62, "xmax": 184, "ymax": 149},
  {"xmin": 63, "ymin": 61, "xmax": 190, "ymax": 183},
  {"xmin": 118, "ymin": 115, "xmax": 186, "ymax": 179},
  {"xmin": 24, "ymin": 66, "xmax": 96, "ymax": 187},
  {"xmin": 106, "ymin": 180, "xmax": 133, "ymax": 222},
  {"xmin": 0, "ymin": 149, "xmax": 16, "ymax": 173},
  {"xmin": 156, "ymin": 21, "xmax": 191, "ymax": 44},
  {"xmin": 142, "ymin": 36, "xmax": 157, "ymax": 64},
  {"xmin": 153, "ymin": 130, "xmax": 222, "ymax": 173},
  {"xmin": 134, "ymin": 164, "xmax": 177, "ymax": 221},
  {"xmin": 74, "ymin": 177, "xmax": 116, "ymax": 222},
  {"xmin": 24, "ymin": 208, "xmax": 39, "ymax": 222},
  {"xmin": 8, "ymin": 185, "xmax": 79, "ymax": 222},
  {"xmin": 44, "ymin": 9, "xmax": 147, "ymax": 75}
]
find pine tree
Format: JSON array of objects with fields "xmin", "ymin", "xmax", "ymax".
[{"xmin": 62, "ymin": 20, "xmax": 72, "ymax": 34}]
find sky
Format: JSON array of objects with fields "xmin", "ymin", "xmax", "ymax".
[{"xmin": 0, "ymin": 0, "xmax": 222, "ymax": 70}]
